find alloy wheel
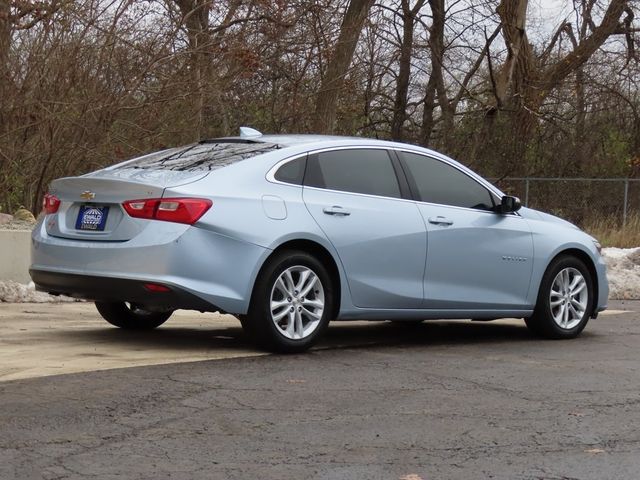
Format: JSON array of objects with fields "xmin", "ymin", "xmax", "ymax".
[
  {"xmin": 549, "ymin": 267, "xmax": 588, "ymax": 330},
  {"xmin": 269, "ymin": 265, "xmax": 325, "ymax": 340}
]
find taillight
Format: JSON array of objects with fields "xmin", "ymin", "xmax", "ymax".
[
  {"xmin": 122, "ymin": 198, "xmax": 212, "ymax": 225},
  {"xmin": 42, "ymin": 193, "xmax": 61, "ymax": 214},
  {"xmin": 122, "ymin": 199, "xmax": 156, "ymax": 219},
  {"xmin": 143, "ymin": 283, "xmax": 171, "ymax": 292}
]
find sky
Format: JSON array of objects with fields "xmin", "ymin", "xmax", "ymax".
[
  {"xmin": 531, "ymin": 0, "xmax": 573, "ymax": 33},
  {"xmin": 536, "ymin": 0, "xmax": 570, "ymax": 17},
  {"xmin": 531, "ymin": 0, "xmax": 614, "ymax": 37}
]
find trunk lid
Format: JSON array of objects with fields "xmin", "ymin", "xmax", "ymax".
[
  {"xmin": 44, "ymin": 141, "xmax": 280, "ymax": 241},
  {"xmin": 46, "ymin": 168, "xmax": 208, "ymax": 242}
]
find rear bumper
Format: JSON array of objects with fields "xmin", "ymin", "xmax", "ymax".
[
  {"xmin": 30, "ymin": 269, "xmax": 215, "ymax": 311},
  {"xmin": 30, "ymin": 219, "xmax": 270, "ymax": 314}
]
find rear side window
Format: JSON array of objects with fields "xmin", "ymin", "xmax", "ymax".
[
  {"xmin": 274, "ymin": 156, "xmax": 306, "ymax": 185},
  {"xmin": 305, "ymin": 149, "xmax": 401, "ymax": 199},
  {"xmin": 400, "ymin": 152, "xmax": 495, "ymax": 210}
]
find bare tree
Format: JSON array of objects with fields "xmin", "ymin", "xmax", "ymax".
[
  {"xmin": 491, "ymin": 0, "xmax": 633, "ymax": 171},
  {"xmin": 390, "ymin": 0, "xmax": 425, "ymax": 140},
  {"xmin": 313, "ymin": 0, "xmax": 375, "ymax": 134},
  {"xmin": 0, "ymin": 0, "xmax": 638, "ymax": 213},
  {"xmin": 420, "ymin": 0, "xmax": 447, "ymax": 145}
]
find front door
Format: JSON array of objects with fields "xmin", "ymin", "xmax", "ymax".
[
  {"xmin": 417, "ymin": 204, "xmax": 533, "ymax": 309},
  {"xmin": 398, "ymin": 150, "xmax": 534, "ymax": 309}
]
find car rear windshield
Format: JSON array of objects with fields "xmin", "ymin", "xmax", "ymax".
[{"xmin": 116, "ymin": 142, "xmax": 281, "ymax": 172}]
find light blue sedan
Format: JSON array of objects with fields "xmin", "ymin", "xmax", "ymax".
[{"xmin": 30, "ymin": 129, "xmax": 608, "ymax": 352}]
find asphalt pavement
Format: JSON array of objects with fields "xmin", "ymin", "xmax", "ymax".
[{"xmin": 1, "ymin": 301, "xmax": 639, "ymax": 479}]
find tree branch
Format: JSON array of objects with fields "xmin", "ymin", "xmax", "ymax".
[{"xmin": 542, "ymin": 0, "xmax": 628, "ymax": 93}]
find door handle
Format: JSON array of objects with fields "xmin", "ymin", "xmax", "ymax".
[
  {"xmin": 323, "ymin": 206, "xmax": 351, "ymax": 216},
  {"xmin": 428, "ymin": 216, "xmax": 453, "ymax": 226}
]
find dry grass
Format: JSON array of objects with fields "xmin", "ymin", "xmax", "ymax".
[{"xmin": 583, "ymin": 214, "xmax": 640, "ymax": 248}]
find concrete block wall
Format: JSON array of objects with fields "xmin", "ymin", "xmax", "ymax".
[{"xmin": 0, "ymin": 230, "xmax": 32, "ymax": 283}]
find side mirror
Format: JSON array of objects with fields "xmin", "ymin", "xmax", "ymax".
[{"xmin": 499, "ymin": 195, "xmax": 521, "ymax": 214}]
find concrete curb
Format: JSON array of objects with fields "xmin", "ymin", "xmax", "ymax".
[{"xmin": 0, "ymin": 230, "xmax": 32, "ymax": 283}]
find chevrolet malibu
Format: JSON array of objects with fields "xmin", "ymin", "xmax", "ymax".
[{"xmin": 30, "ymin": 129, "xmax": 608, "ymax": 352}]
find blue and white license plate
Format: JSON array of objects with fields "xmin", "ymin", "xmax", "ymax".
[{"xmin": 75, "ymin": 205, "xmax": 109, "ymax": 231}]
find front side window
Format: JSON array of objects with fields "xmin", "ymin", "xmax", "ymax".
[
  {"xmin": 400, "ymin": 152, "xmax": 495, "ymax": 210},
  {"xmin": 305, "ymin": 149, "xmax": 401, "ymax": 199}
]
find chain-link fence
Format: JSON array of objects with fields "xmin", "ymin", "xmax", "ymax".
[{"xmin": 489, "ymin": 178, "xmax": 640, "ymax": 228}]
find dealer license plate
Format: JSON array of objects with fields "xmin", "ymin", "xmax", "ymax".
[{"xmin": 76, "ymin": 205, "xmax": 109, "ymax": 231}]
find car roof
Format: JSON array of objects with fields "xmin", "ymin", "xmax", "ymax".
[
  {"xmin": 206, "ymin": 134, "xmax": 392, "ymax": 147},
  {"xmin": 215, "ymin": 133, "xmax": 505, "ymax": 199},
  {"xmin": 108, "ymin": 132, "xmax": 506, "ymax": 198}
]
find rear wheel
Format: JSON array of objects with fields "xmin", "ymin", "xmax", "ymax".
[
  {"xmin": 242, "ymin": 250, "xmax": 334, "ymax": 353},
  {"xmin": 525, "ymin": 256, "xmax": 594, "ymax": 339},
  {"xmin": 95, "ymin": 301, "xmax": 172, "ymax": 330}
]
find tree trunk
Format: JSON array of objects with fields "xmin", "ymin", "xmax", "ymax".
[
  {"xmin": 495, "ymin": 0, "xmax": 531, "ymax": 109},
  {"xmin": 0, "ymin": 0, "xmax": 10, "ymax": 180},
  {"xmin": 573, "ymin": 65, "xmax": 586, "ymax": 172},
  {"xmin": 0, "ymin": 0, "xmax": 10, "ymax": 114},
  {"xmin": 420, "ymin": 73, "xmax": 437, "ymax": 146},
  {"xmin": 0, "ymin": 0, "xmax": 8, "ymax": 73},
  {"xmin": 313, "ymin": 0, "xmax": 375, "ymax": 134},
  {"xmin": 432, "ymin": 0, "xmax": 453, "ymax": 137},
  {"xmin": 420, "ymin": 0, "xmax": 450, "ymax": 147},
  {"xmin": 174, "ymin": 0, "xmax": 212, "ymax": 141},
  {"xmin": 391, "ymin": 0, "xmax": 424, "ymax": 141}
]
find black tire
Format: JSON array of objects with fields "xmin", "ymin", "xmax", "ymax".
[
  {"xmin": 95, "ymin": 301, "xmax": 172, "ymax": 330},
  {"xmin": 242, "ymin": 250, "xmax": 334, "ymax": 353},
  {"xmin": 525, "ymin": 255, "xmax": 594, "ymax": 339}
]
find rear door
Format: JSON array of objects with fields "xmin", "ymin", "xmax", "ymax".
[
  {"xmin": 398, "ymin": 151, "xmax": 534, "ymax": 310},
  {"xmin": 302, "ymin": 148, "xmax": 426, "ymax": 309}
]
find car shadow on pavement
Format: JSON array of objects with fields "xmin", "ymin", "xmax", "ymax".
[
  {"xmin": 320, "ymin": 320, "xmax": 535, "ymax": 350},
  {"xmin": 52, "ymin": 324, "xmax": 253, "ymax": 352},
  {"xmin": 51, "ymin": 318, "xmax": 538, "ymax": 354}
]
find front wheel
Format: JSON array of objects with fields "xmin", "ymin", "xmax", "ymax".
[
  {"xmin": 525, "ymin": 256, "xmax": 594, "ymax": 339},
  {"xmin": 242, "ymin": 250, "xmax": 334, "ymax": 353},
  {"xmin": 95, "ymin": 301, "xmax": 172, "ymax": 330}
]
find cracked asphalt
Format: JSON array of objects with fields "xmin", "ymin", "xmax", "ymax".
[{"xmin": 1, "ymin": 301, "xmax": 639, "ymax": 479}]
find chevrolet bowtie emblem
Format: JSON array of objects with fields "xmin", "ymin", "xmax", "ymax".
[{"xmin": 80, "ymin": 190, "xmax": 96, "ymax": 200}]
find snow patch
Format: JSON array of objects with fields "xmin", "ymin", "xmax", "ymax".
[
  {"xmin": 602, "ymin": 247, "xmax": 640, "ymax": 300},
  {"xmin": 0, "ymin": 281, "xmax": 78, "ymax": 303}
]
